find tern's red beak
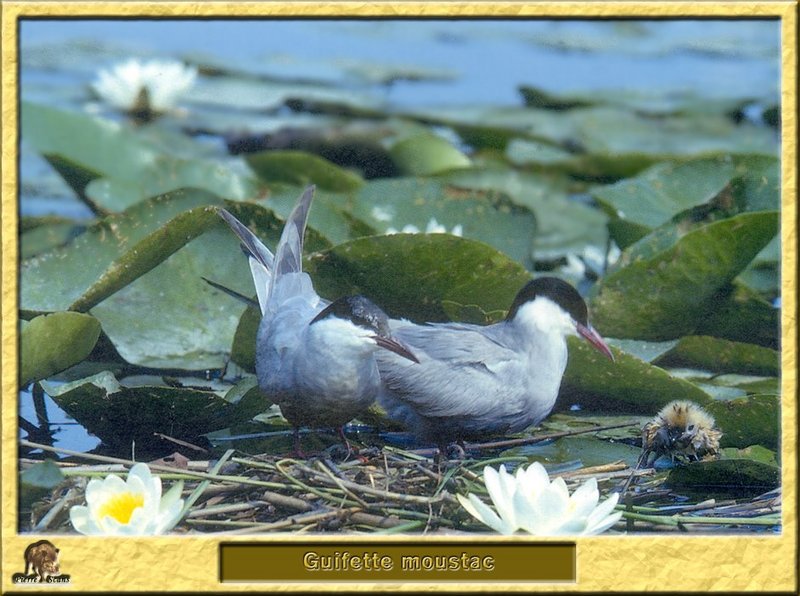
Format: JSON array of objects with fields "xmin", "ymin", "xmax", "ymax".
[
  {"xmin": 372, "ymin": 336, "xmax": 420, "ymax": 363},
  {"xmin": 576, "ymin": 323, "xmax": 615, "ymax": 362}
]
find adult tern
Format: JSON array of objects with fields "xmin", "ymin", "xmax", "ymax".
[
  {"xmin": 217, "ymin": 186, "xmax": 418, "ymax": 454},
  {"xmin": 375, "ymin": 276, "xmax": 614, "ymax": 457}
]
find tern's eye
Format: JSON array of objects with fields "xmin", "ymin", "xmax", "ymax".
[{"xmin": 687, "ymin": 424, "xmax": 695, "ymax": 431}]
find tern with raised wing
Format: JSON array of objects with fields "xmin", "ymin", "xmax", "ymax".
[{"xmin": 217, "ymin": 186, "xmax": 418, "ymax": 454}]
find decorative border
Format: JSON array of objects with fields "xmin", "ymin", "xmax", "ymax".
[{"xmin": 2, "ymin": 2, "xmax": 796, "ymax": 592}]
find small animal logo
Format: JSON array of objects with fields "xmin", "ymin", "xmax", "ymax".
[{"xmin": 11, "ymin": 540, "xmax": 70, "ymax": 584}]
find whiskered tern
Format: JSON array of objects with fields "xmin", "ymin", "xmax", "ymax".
[
  {"xmin": 217, "ymin": 186, "xmax": 418, "ymax": 454},
  {"xmin": 375, "ymin": 277, "xmax": 614, "ymax": 457}
]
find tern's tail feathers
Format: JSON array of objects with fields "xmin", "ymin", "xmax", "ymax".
[
  {"xmin": 272, "ymin": 185, "xmax": 315, "ymax": 278},
  {"xmin": 218, "ymin": 208, "xmax": 275, "ymax": 314},
  {"xmin": 268, "ymin": 271, "xmax": 320, "ymax": 315}
]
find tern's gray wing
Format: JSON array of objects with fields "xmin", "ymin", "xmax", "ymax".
[
  {"xmin": 377, "ymin": 322, "xmax": 523, "ymax": 423},
  {"xmin": 271, "ymin": 185, "xmax": 315, "ymax": 279},
  {"xmin": 218, "ymin": 208, "xmax": 275, "ymax": 314}
]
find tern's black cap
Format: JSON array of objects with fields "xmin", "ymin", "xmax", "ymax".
[
  {"xmin": 506, "ymin": 277, "xmax": 589, "ymax": 325},
  {"xmin": 310, "ymin": 295, "xmax": 392, "ymax": 338}
]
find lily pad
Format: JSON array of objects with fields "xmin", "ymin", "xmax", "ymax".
[
  {"xmin": 230, "ymin": 303, "xmax": 261, "ymax": 372},
  {"xmin": 540, "ymin": 413, "xmax": 647, "ymax": 441},
  {"xmin": 41, "ymin": 371, "xmax": 268, "ymax": 452},
  {"xmin": 20, "ymin": 460, "xmax": 65, "ymax": 490},
  {"xmin": 20, "ymin": 216, "xmax": 87, "ymax": 259},
  {"xmin": 389, "ymin": 133, "xmax": 472, "ymax": 176},
  {"xmin": 705, "ymin": 394, "xmax": 779, "ymax": 449},
  {"xmin": 441, "ymin": 168, "xmax": 607, "ymax": 262},
  {"xmin": 667, "ymin": 459, "xmax": 779, "ymax": 496},
  {"xmin": 559, "ymin": 336, "xmax": 712, "ymax": 414},
  {"xmin": 306, "ymin": 234, "xmax": 532, "ymax": 322},
  {"xmin": 589, "ymin": 211, "xmax": 779, "ymax": 339},
  {"xmin": 695, "ymin": 282, "xmax": 779, "ymax": 349},
  {"xmin": 349, "ymin": 177, "xmax": 538, "ymax": 266},
  {"xmin": 246, "ymin": 150, "xmax": 364, "ymax": 192},
  {"xmin": 20, "ymin": 312, "xmax": 102, "ymax": 387},
  {"xmin": 22, "ymin": 190, "xmax": 327, "ymax": 368},
  {"xmin": 22, "ymin": 102, "xmax": 262, "ymax": 212},
  {"xmin": 265, "ymin": 186, "xmax": 374, "ymax": 246},
  {"xmin": 407, "ymin": 104, "xmax": 778, "ymax": 178},
  {"xmin": 592, "ymin": 154, "xmax": 779, "ymax": 248},
  {"xmin": 521, "ymin": 434, "xmax": 642, "ymax": 469},
  {"xmin": 720, "ymin": 445, "xmax": 778, "ymax": 466},
  {"xmin": 20, "ymin": 460, "xmax": 66, "ymax": 507},
  {"xmin": 21, "ymin": 189, "xmax": 230, "ymax": 313},
  {"xmin": 653, "ymin": 336, "xmax": 779, "ymax": 376}
]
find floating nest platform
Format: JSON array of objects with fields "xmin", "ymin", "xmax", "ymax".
[{"xmin": 21, "ymin": 435, "xmax": 781, "ymax": 535}]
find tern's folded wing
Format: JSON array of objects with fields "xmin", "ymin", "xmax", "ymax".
[{"xmin": 376, "ymin": 324, "xmax": 521, "ymax": 419}]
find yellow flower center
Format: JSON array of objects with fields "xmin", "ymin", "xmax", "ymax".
[{"xmin": 97, "ymin": 491, "xmax": 145, "ymax": 524}]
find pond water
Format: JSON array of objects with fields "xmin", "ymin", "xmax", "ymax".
[{"xmin": 21, "ymin": 19, "xmax": 780, "ymax": 106}]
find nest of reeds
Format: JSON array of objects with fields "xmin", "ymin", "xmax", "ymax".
[{"xmin": 22, "ymin": 433, "xmax": 781, "ymax": 535}]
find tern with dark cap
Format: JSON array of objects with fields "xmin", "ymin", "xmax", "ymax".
[
  {"xmin": 217, "ymin": 186, "xmax": 418, "ymax": 455},
  {"xmin": 375, "ymin": 276, "xmax": 615, "ymax": 458}
]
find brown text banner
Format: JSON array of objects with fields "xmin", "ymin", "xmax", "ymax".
[{"xmin": 220, "ymin": 542, "xmax": 575, "ymax": 583}]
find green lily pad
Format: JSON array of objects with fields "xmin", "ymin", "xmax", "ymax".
[
  {"xmin": 720, "ymin": 445, "xmax": 778, "ymax": 466},
  {"xmin": 518, "ymin": 85, "xmax": 595, "ymax": 110},
  {"xmin": 265, "ymin": 186, "xmax": 373, "ymax": 246},
  {"xmin": 408, "ymin": 104, "xmax": 778, "ymax": 177},
  {"xmin": 306, "ymin": 234, "xmax": 532, "ymax": 322},
  {"xmin": 20, "ymin": 312, "xmax": 102, "ymax": 387},
  {"xmin": 246, "ymin": 150, "xmax": 364, "ymax": 192},
  {"xmin": 521, "ymin": 434, "xmax": 642, "ymax": 469},
  {"xmin": 21, "ymin": 189, "xmax": 228, "ymax": 313},
  {"xmin": 589, "ymin": 211, "xmax": 779, "ymax": 339},
  {"xmin": 20, "ymin": 460, "xmax": 65, "ymax": 490},
  {"xmin": 186, "ymin": 74, "xmax": 382, "ymax": 115},
  {"xmin": 559, "ymin": 336, "xmax": 712, "ymax": 414},
  {"xmin": 705, "ymin": 394, "xmax": 779, "ymax": 449},
  {"xmin": 20, "ymin": 217, "xmax": 87, "ymax": 260},
  {"xmin": 695, "ymin": 282, "xmax": 779, "ymax": 349},
  {"xmin": 441, "ymin": 168, "xmax": 607, "ymax": 262},
  {"xmin": 667, "ymin": 458, "xmax": 779, "ymax": 496},
  {"xmin": 348, "ymin": 177, "xmax": 537, "ymax": 266},
  {"xmin": 653, "ymin": 336, "xmax": 779, "ymax": 377},
  {"xmin": 230, "ymin": 303, "xmax": 261, "ymax": 372},
  {"xmin": 389, "ymin": 133, "xmax": 472, "ymax": 176},
  {"xmin": 20, "ymin": 460, "xmax": 66, "ymax": 508},
  {"xmin": 725, "ymin": 377, "xmax": 780, "ymax": 395},
  {"xmin": 22, "ymin": 102, "xmax": 262, "ymax": 212},
  {"xmin": 22, "ymin": 190, "xmax": 327, "ymax": 368},
  {"xmin": 592, "ymin": 154, "xmax": 779, "ymax": 248},
  {"xmin": 519, "ymin": 84, "xmax": 770, "ymax": 119},
  {"xmin": 41, "ymin": 371, "xmax": 268, "ymax": 452},
  {"xmin": 540, "ymin": 413, "xmax": 647, "ymax": 441}
]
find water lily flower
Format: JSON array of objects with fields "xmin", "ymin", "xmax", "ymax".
[
  {"xmin": 386, "ymin": 217, "xmax": 463, "ymax": 236},
  {"xmin": 69, "ymin": 463, "xmax": 184, "ymax": 535},
  {"xmin": 457, "ymin": 462, "xmax": 622, "ymax": 536},
  {"xmin": 91, "ymin": 58, "xmax": 197, "ymax": 116}
]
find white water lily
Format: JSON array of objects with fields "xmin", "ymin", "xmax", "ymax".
[
  {"xmin": 69, "ymin": 463, "xmax": 184, "ymax": 535},
  {"xmin": 91, "ymin": 58, "xmax": 197, "ymax": 114},
  {"xmin": 457, "ymin": 463, "xmax": 622, "ymax": 536},
  {"xmin": 386, "ymin": 217, "xmax": 463, "ymax": 236}
]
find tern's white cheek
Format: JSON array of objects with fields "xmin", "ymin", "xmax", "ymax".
[
  {"xmin": 306, "ymin": 318, "xmax": 376, "ymax": 359},
  {"xmin": 514, "ymin": 299, "xmax": 576, "ymax": 337}
]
